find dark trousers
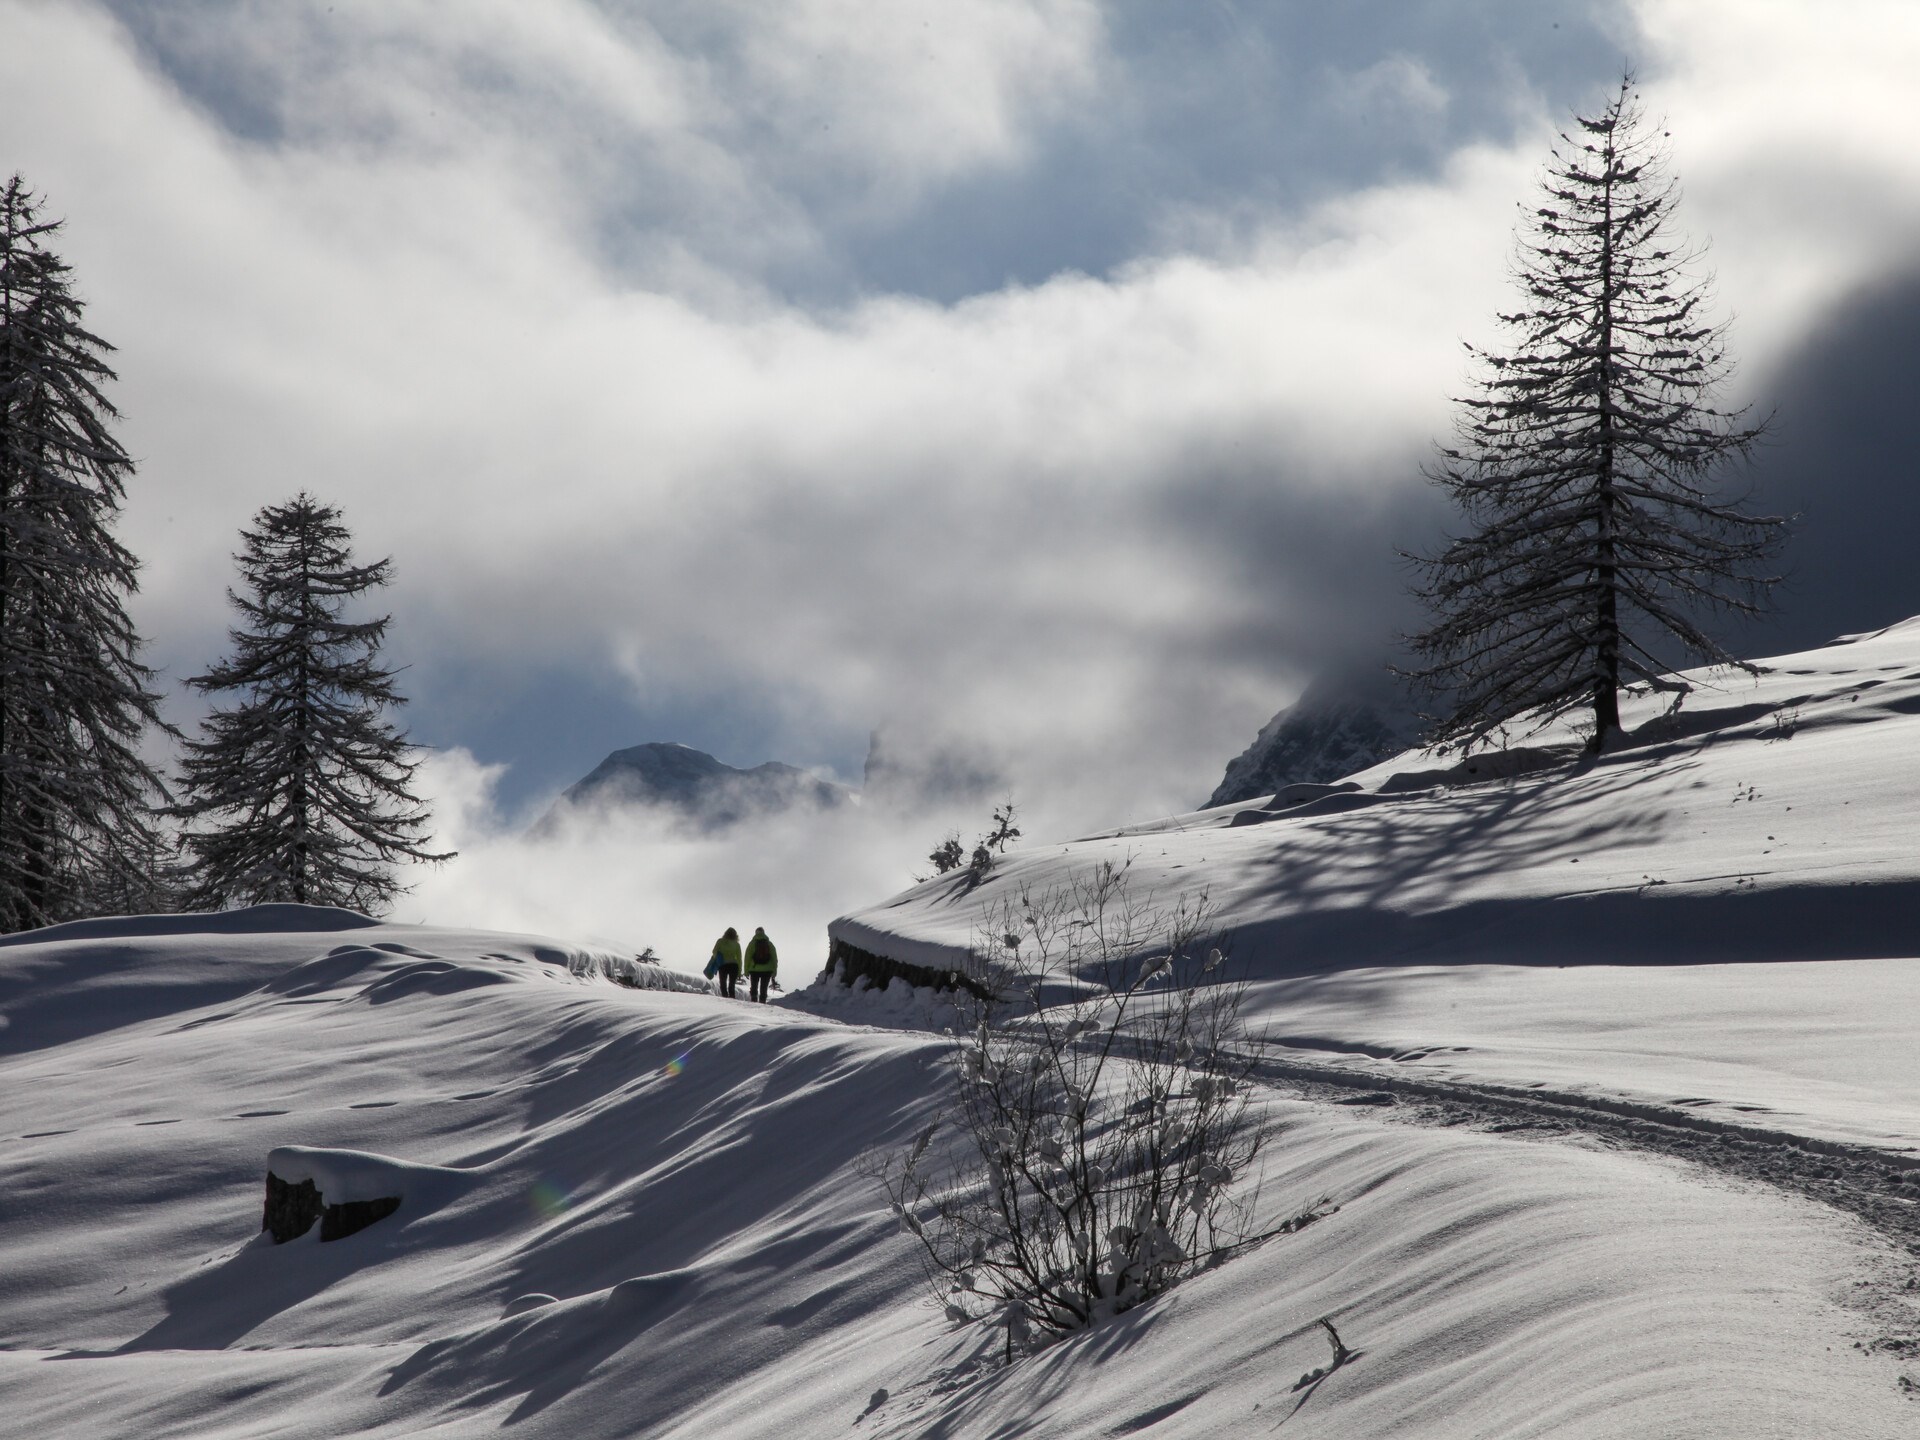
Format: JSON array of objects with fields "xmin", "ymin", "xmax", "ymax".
[
  {"xmin": 748, "ymin": 972, "xmax": 771, "ymax": 1003},
  {"xmin": 719, "ymin": 968, "xmax": 739, "ymax": 998}
]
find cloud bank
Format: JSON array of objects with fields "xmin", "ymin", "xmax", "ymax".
[{"xmin": 3, "ymin": 0, "xmax": 1918, "ymax": 954}]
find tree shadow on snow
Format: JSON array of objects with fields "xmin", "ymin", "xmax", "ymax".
[
  {"xmin": 1235, "ymin": 754, "xmax": 1683, "ymax": 935},
  {"xmin": 1203, "ymin": 751, "xmax": 1919, "ymax": 975}
]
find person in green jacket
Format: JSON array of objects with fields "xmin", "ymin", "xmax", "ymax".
[
  {"xmin": 743, "ymin": 926, "xmax": 777, "ymax": 1003},
  {"xmin": 706, "ymin": 926, "xmax": 742, "ymax": 998}
]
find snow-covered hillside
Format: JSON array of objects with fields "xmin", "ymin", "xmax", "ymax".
[
  {"xmin": 837, "ymin": 620, "xmax": 1920, "ymax": 1151},
  {"xmin": 4, "ymin": 909, "xmax": 1914, "ymax": 1437},
  {"xmin": 4, "ymin": 621, "xmax": 1920, "ymax": 1436}
]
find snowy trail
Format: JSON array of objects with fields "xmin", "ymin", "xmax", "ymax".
[
  {"xmin": 809, "ymin": 978, "xmax": 1920, "ymax": 1415},
  {"xmin": 1239, "ymin": 1047, "xmax": 1920, "ymax": 1273},
  {"xmin": 7, "ymin": 913, "xmax": 1919, "ymax": 1435}
]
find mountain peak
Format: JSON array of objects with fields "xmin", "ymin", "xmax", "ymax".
[
  {"xmin": 539, "ymin": 742, "xmax": 852, "ymax": 832},
  {"xmin": 1209, "ymin": 670, "xmax": 1421, "ymax": 808}
]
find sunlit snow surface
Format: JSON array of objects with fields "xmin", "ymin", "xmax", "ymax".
[
  {"xmin": 4, "ymin": 620, "xmax": 1920, "ymax": 1436},
  {"xmin": 837, "ymin": 619, "xmax": 1920, "ymax": 1154}
]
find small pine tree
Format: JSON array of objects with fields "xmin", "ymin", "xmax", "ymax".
[
  {"xmin": 173, "ymin": 494, "xmax": 451, "ymax": 913},
  {"xmin": 926, "ymin": 833, "xmax": 965, "ymax": 878},
  {"xmin": 0, "ymin": 175, "xmax": 171, "ymax": 932},
  {"xmin": 1407, "ymin": 77, "xmax": 1787, "ymax": 752},
  {"xmin": 969, "ymin": 800, "xmax": 1021, "ymax": 880},
  {"xmin": 918, "ymin": 800, "xmax": 1022, "ymax": 884}
]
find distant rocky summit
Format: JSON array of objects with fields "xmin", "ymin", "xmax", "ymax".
[
  {"xmin": 539, "ymin": 742, "xmax": 852, "ymax": 832},
  {"xmin": 1209, "ymin": 672, "xmax": 1423, "ymax": 808}
]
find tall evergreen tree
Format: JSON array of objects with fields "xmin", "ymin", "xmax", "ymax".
[
  {"xmin": 0, "ymin": 174, "xmax": 171, "ymax": 932},
  {"xmin": 174, "ymin": 494, "xmax": 450, "ymax": 913},
  {"xmin": 1408, "ymin": 78, "xmax": 1787, "ymax": 752}
]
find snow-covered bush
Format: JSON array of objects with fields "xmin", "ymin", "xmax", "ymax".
[
  {"xmin": 881, "ymin": 858, "xmax": 1265, "ymax": 1346},
  {"xmin": 570, "ymin": 947, "xmax": 713, "ymax": 995},
  {"xmin": 917, "ymin": 800, "xmax": 1021, "ymax": 884}
]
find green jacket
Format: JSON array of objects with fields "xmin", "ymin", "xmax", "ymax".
[
  {"xmin": 743, "ymin": 930, "xmax": 778, "ymax": 974},
  {"xmin": 710, "ymin": 934, "xmax": 742, "ymax": 972}
]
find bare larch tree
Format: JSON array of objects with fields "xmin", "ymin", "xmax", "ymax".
[
  {"xmin": 0, "ymin": 175, "xmax": 170, "ymax": 932},
  {"xmin": 173, "ymin": 493, "xmax": 450, "ymax": 913},
  {"xmin": 1408, "ymin": 77, "xmax": 1787, "ymax": 753}
]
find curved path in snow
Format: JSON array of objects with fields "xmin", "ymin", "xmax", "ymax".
[{"xmin": 1244, "ymin": 1047, "xmax": 1920, "ymax": 1280}]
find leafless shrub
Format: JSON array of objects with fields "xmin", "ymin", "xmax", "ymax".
[{"xmin": 881, "ymin": 857, "xmax": 1272, "ymax": 1348}]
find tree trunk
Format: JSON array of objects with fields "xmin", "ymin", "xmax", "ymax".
[{"xmin": 1589, "ymin": 109, "xmax": 1624, "ymax": 754}]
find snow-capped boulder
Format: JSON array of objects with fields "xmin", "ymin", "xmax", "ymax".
[{"xmin": 263, "ymin": 1145, "xmax": 467, "ymax": 1243}]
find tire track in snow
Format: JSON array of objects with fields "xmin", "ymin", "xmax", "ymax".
[
  {"xmin": 1243, "ymin": 1049, "xmax": 1920, "ymax": 1253},
  {"xmin": 1243, "ymin": 1051, "xmax": 1920, "ymax": 1380}
]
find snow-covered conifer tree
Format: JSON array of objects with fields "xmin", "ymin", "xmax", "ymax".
[
  {"xmin": 0, "ymin": 175, "xmax": 171, "ymax": 931},
  {"xmin": 1408, "ymin": 78, "xmax": 1787, "ymax": 752},
  {"xmin": 173, "ymin": 494, "xmax": 450, "ymax": 912}
]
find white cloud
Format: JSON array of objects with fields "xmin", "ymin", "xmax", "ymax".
[
  {"xmin": 3, "ymin": 0, "xmax": 1918, "ymax": 942},
  {"xmin": 714, "ymin": 0, "xmax": 1103, "ymax": 202},
  {"xmin": 401, "ymin": 746, "xmax": 976, "ymax": 974},
  {"xmin": 1629, "ymin": 0, "xmax": 1920, "ymax": 381},
  {"xmin": 1327, "ymin": 53, "xmax": 1451, "ymax": 127}
]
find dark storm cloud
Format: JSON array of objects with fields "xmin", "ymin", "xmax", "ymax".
[
  {"xmin": 1149, "ymin": 439, "xmax": 1454, "ymax": 680},
  {"xmin": 99, "ymin": 0, "xmax": 1631, "ymax": 305},
  {"xmin": 836, "ymin": 0, "xmax": 1631, "ymax": 301},
  {"xmin": 1723, "ymin": 270, "xmax": 1920, "ymax": 658},
  {"xmin": 9, "ymin": 0, "xmax": 1920, "ymax": 948}
]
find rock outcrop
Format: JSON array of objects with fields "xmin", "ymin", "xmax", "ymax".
[
  {"xmin": 261, "ymin": 1145, "xmax": 427, "ymax": 1243},
  {"xmin": 1209, "ymin": 671, "xmax": 1422, "ymax": 808}
]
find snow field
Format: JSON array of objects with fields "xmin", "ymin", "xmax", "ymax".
[
  {"xmin": 1242, "ymin": 956, "xmax": 1920, "ymax": 1156},
  {"xmin": 868, "ymin": 1101, "xmax": 1913, "ymax": 1439},
  {"xmin": 834, "ymin": 623, "xmax": 1920, "ymax": 1162},
  {"xmin": 2, "ymin": 914, "xmax": 1916, "ymax": 1436}
]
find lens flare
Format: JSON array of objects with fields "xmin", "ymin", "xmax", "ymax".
[
  {"xmin": 530, "ymin": 1179, "xmax": 572, "ymax": 1218},
  {"xmin": 663, "ymin": 1051, "xmax": 689, "ymax": 1078}
]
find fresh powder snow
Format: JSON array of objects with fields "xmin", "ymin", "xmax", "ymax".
[{"xmin": 4, "ymin": 622, "xmax": 1919, "ymax": 1436}]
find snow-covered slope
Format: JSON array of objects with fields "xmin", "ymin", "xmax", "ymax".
[
  {"xmin": 3, "ymin": 910, "xmax": 1914, "ymax": 1437},
  {"xmin": 0, "ymin": 912, "xmax": 950, "ymax": 1437},
  {"xmin": 6, "ymin": 623, "xmax": 1920, "ymax": 1436},
  {"xmin": 835, "ymin": 621, "xmax": 1920, "ymax": 1152}
]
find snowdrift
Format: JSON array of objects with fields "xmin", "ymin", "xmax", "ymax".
[
  {"xmin": 836, "ymin": 620, "xmax": 1920, "ymax": 978},
  {"xmin": 7, "ymin": 620, "xmax": 1920, "ymax": 1436},
  {"xmin": 832, "ymin": 623, "xmax": 1920, "ymax": 1157}
]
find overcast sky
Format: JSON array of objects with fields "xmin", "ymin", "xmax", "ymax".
[{"xmin": 4, "ymin": 1, "xmax": 1919, "ymax": 953}]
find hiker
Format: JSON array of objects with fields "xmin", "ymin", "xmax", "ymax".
[
  {"xmin": 743, "ymin": 925, "xmax": 778, "ymax": 1003},
  {"xmin": 705, "ymin": 926, "xmax": 742, "ymax": 998}
]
